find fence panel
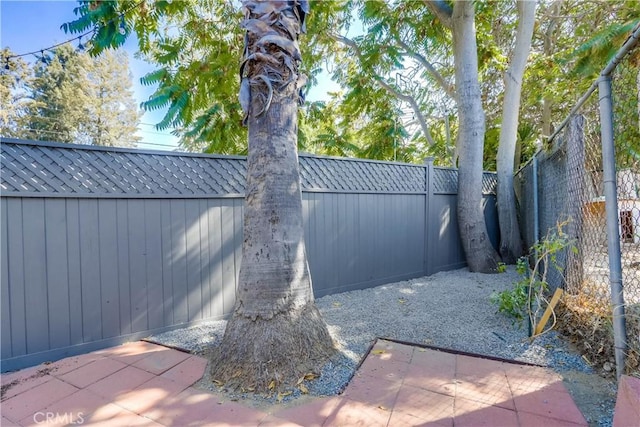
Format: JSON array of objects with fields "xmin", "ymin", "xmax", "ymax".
[{"xmin": 0, "ymin": 139, "xmax": 498, "ymax": 372}]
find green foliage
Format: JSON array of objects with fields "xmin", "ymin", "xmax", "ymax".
[
  {"xmin": 492, "ymin": 221, "xmax": 576, "ymax": 334},
  {"xmin": 491, "ymin": 261, "xmax": 530, "ymax": 324},
  {"xmin": 59, "ymin": 0, "xmax": 638, "ymax": 165}
]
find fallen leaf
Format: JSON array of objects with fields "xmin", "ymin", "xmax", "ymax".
[
  {"xmin": 304, "ymin": 373, "xmax": 318, "ymax": 380},
  {"xmin": 332, "ymin": 302, "xmax": 342, "ymax": 307},
  {"xmin": 213, "ymin": 379, "xmax": 224, "ymax": 387},
  {"xmin": 299, "ymin": 384, "xmax": 309, "ymax": 394},
  {"xmin": 277, "ymin": 390, "xmax": 292, "ymax": 402},
  {"xmin": 372, "ymin": 349, "xmax": 386, "ymax": 355},
  {"xmin": 268, "ymin": 380, "xmax": 276, "ymax": 390}
]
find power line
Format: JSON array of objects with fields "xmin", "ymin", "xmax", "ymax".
[
  {"xmin": 19, "ymin": 127, "xmax": 177, "ymax": 149},
  {"xmin": 2, "ymin": 0, "xmax": 145, "ymax": 66}
]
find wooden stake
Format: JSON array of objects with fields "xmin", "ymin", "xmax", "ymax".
[{"xmin": 534, "ymin": 288, "xmax": 563, "ymax": 336}]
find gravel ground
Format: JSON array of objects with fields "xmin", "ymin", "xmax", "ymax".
[{"xmin": 146, "ymin": 267, "xmax": 617, "ymax": 427}]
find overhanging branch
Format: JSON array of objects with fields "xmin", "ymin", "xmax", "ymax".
[
  {"xmin": 333, "ymin": 34, "xmax": 436, "ymax": 146},
  {"xmin": 396, "ymin": 39, "xmax": 455, "ymax": 98},
  {"xmin": 424, "ymin": 0, "xmax": 453, "ymax": 28}
]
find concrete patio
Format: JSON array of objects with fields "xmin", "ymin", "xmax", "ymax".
[{"xmin": 1, "ymin": 339, "xmax": 588, "ymax": 426}]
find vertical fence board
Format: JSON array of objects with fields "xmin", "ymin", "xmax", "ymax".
[
  {"xmin": 145, "ymin": 200, "xmax": 164, "ymax": 330},
  {"xmin": 207, "ymin": 200, "xmax": 224, "ymax": 318},
  {"xmin": 170, "ymin": 200, "xmax": 188, "ymax": 324},
  {"xmin": 326, "ymin": 193, "xmax": 339, "ymax": 289},
  {"xmin": 79, "ymin": 199, "xmax": 102, "ymax": 342},
  {"xmin": 66, "ymin": 199, "xmax": 83, "ymax": 345},
  {"xmin": 45, "ymin": 199, "xmax": 71, "ymax": 348},
  {"xmin": 97, "ymin": 200, "xmax": 120, "ymax": 339},
  {"xmin": 221, "ymin": 199, "xmax": 237, "ymax": 314},
  {"xmin": 199, "ymin": 200, "xmax": 211, "ymax": 320},
  {"xmin": 22, "ymin": 199, "xmax": 49, "ymax": 353},
  {"xmin": 1, "ymin": 198, "xmax": 12, "ymax": 358},
  {"xmin": 116, "ymin": 199, "xmax": 132, "ymax": 335},
  {"xmin": 306, "ymin": 194, "xmax": 322, "ymax": 292},
  {"xmin": 233, "ymin": 198, "xmax": 243, "ymax": 289},
  {"xmin": 6, "ymin": 199, "xmax": 26, "ymax": 356},
  {"xmin": 160, "ymin": 201, "xmax": 174, "ymax": 325},
  {"xmin": 128, "ymin": 200, "xmax": 148, "ymax": 332},
  {"xmin": 336, "ymin": 193, "xmax": 348, "ymax": 288},
  {"xmin": 185, "ymin": 200, "xmax": 202, "ymax": 321}
]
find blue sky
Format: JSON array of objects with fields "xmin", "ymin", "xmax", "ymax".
[
  {"xmin": 0, "ymin": 0, "xmax": 339, "ymax": 151},
  {"xmin": 1, "ymin": 0, "xmax": 184, "ymax": 150}
]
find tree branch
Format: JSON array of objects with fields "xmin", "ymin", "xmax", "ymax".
[
  {"xmin": 396, "ymin": 39, "xmax": 455, "ymax": 99},
  {"xmin": 424, "ymin": 0, "xmax": 453, "ymax": 28},
  {"xmin": 375, "ymin": 77, "xmax": 436, "ymax": 146},
  {"xmin": 333, "ymin": 34, "xmax": 436, "ymax": 146}
]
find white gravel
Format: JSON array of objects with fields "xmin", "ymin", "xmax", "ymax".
[
  {"xmin": 147, "ymin": 267, "xmax": 588, "ymax": 368},
  {"xmin": 146, "ymin": 267, "xmax": 613, "ymax": 425}
]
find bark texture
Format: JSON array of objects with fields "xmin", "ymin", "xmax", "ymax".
[
  {"xmin": 209, "ymin": 0, "xmax": 335, "ymax": 393},
  {"xmin": 496, "ymin": 0, "xmax": 536, "ymax": 264},
  {"xmin": 451, "ymin": 1, "xmax": 501, "ymax": 273}
]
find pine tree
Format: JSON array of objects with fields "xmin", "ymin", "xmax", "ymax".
[
  {"xmin": 23, "ymin": 44, "xmax": 141, "ymax": 146},
  {"xmin": 83, "ymin": 49, "xmax": 141, "ymax": 147},
  {"xmin": 0, "ymin": 48, "xmax": 32, "ymax": 138}
]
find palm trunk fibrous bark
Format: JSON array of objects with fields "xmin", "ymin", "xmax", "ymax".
[{"xmin": 209, "ymin": 0, "xmax": 335, "ymax": 393}]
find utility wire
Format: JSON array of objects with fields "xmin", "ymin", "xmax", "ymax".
[{"xmin": 3, "ymin": 0, "xmax": 145, "ymax": 63}]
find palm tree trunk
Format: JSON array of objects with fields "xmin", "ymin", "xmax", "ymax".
[{"xmin": 209, "ymin": 0, "xmax": 335, "ymax": 393}]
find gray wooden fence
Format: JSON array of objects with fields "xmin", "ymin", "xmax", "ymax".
[{"xmin": 0, "ymin": 138, "xmax": 498, "ymax": 372}]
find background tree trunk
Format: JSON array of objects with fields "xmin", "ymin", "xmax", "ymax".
[
  {"xmin": 209, "ymin": 0, "xmax": 335, "ymax": 393},
  {"xmin": 451, "ymin": 0, "xmax": 501, "ymax": 273},
  {"xmin": 496, "ymin": 0, "xmax": 536, "ymax": 263}
]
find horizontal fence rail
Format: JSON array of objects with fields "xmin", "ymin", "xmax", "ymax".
[{"xmin": 0, "ymin": 139, "xmax": 498, "ymax": 372}]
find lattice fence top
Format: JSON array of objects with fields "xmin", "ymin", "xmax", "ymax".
[
  {"xmin": 432, "ymin": 167, "xmax": 497, "ymax": 195},
  {"xmin": 299, "ymin": 156, "xmax": 425, "ymax": 192},
  {"xmin": 1, "ymin": 140, "xmax": 247, "ymax": 196},
  {"xmin": 1, "ymin": 139, "xmax": 433, "ymax": 197}
]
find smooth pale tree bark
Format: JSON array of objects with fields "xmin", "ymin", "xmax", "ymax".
[
  {"xmin": 427, "ymin": 0, "xmax": 501, "ymax": 272},
  {"xmin": 496, "ymin": 0, "xmax": 536, "ymax": 264},
  {"xmin": 209, "ymin": 0, "xmax": 335, "ymax": 392},
  {"xmin": 542, "ymin": 1, "xmax": 562, "ymax": 138},
  {"xmin": 637, "ymin": 66, "xmax": 640, "ymax": 131}
]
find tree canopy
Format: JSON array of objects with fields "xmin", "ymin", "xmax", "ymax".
[{"xmin": 59, "ymin": 0, "xmax": 638, "ymax": 168}]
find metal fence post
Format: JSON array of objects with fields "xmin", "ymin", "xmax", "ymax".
[{"xmin": 598, "ymin": 74, "xmax": 627, "ymax": 379}]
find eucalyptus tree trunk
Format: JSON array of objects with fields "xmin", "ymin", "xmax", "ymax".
[
  {"xmin": 209, "ymin": 0, "xmax": 335, "ymax": 392},
  {"xmin": 451, "ymin": 1, "xmax": 501, "ymax": 272},
  {"xmin": 542, "ymin": 1, "xmax": 562, "ymax": 138},
  {"xmin": 496, "ymin": 0, "xmax": 536, "ymax": 264}
]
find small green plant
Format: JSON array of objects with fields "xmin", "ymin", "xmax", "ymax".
[
  {"xmin": 491, "ymin": 258, "xmax": 530, "ymax": 325},
  {"xmin": 491, "ymin": 220, "xmax": 576, "ymax": 336},
  {"xmin": 496, "ymin": 262, "xmax": 507, "ymax": 273}
]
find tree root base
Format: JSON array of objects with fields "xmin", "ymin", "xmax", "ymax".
[{"xmin": 208, "ymin": 304, "xmax": 336, "ymax": 393}]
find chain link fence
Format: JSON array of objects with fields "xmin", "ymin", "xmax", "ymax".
[{"xmin": 515, "ymin": 29, "xmax": 639, "ymax": 378}]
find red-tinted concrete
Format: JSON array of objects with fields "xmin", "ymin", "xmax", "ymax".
[
  {"xmin": 613, "ymin": 374, "xmax": 640, "ymax": 427},
  {"xmin": 0, "ymin": 339, "xmax": 590, "ymax": 426}
]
